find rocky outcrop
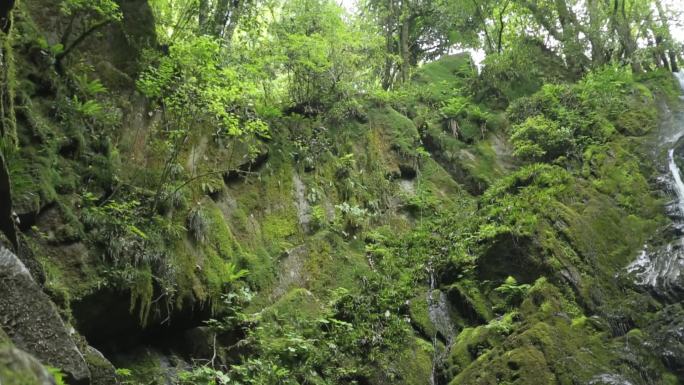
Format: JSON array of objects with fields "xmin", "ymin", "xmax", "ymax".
[{"xmin": 0, "ymin": 247, "xmax": 91, "ymax": 385}]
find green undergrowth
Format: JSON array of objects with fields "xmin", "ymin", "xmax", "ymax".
[{"xmin": 6, "ymin": 6, "xmax": 683, "ymax": 383}]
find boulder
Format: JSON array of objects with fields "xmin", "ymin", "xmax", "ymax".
[
  {"xmin": 0, "ymin": 247, "xmax": 91, "ymax": 385},
  {"xmin": 84, "ymin": 346, "xmax": 118, "ymax": 385}
]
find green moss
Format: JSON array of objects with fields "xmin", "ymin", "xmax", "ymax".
[
  {"xmin": 612, "ymin": 86, "xmax": 657, "ymax": 136},
  {"xmin": 411, "ymin": 54, "xmax": 475, "ymax": 104},
  {"xmin": 164, "ymin": 199, "xmax": 255, "ymax": 310},
  {"xmin": 302, "ymin": 231, "xmax": 369, "ymax": 295},
  {"xmin": 409, "ymin": 291, "xmax": 437, "ymax": 338},
  {"xmin": 262, "ymin": 215, "xmax": 298, "ymax": 251},
  {"xmin": 367, "ymin": 106, "xmax": 421, "ymax": 159},
  {"xmin": 263, "ymin": 288, "xmax": 323, "ymax": 323},
  {"xmin": 0, "ymin": 335, "xmax": 51, "ymax": 385},
  {"xmin": 0, "ymin": 367, "xmax": 43, "ymax": 385},
  {"xmin": 0, "ymin": 22, "xmax": 18, "ymax": 149},
  {"xmin": 390, "ymin": 337, "xmax": 433, "ymax": 385},
  {"xmin": 448, "ymin": 280, "xmax": 493, "ymax": 322}
]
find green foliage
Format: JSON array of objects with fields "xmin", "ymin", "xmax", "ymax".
[
  {"xmin": 509, "ymin": 115, "xmax": 574, "ymax": 161},
  {"xmin": 46, "ymin": 367, "xmax": 67, "ymax": 385},
  {"xmin": 81, "ymin": 193, "xmax": 152, "ymax": 264},
  {"xmin": 10, "ymin": 1, "xmax": 683, "ymax": 384},
  {"xmin": 178, "ymin": 366, "xmax": 230, "ymax": 385},
  {"xmin": 57, "ymin": 0, "xmax": 123, "ymax": 62},
  {"xmin": 60, "ymin": 0, "xmax": 122, "ymax": 20},
  {"xmin": 505, "ymin": 67, "xmax": 655, "ymax": 163},
  {"xmin": 138, "ymin": 36, "xmax": 268, "ymax": 141},
  {"xmin": 334, "ymin": 202, "xmax": 371, "ymax": 232},
  {"xmin": 271, "ymin": 0, "xmax": 382, "ymax": 112},
  {"xmin": 57, "ymin": 68, "xmax": 121, "ymax": 133},
  {"xmin": 440, "ymin": 96, "xmax": 470, "ymax": 119},
  {"xmin": 477, "ymin": 164, "xmax": 572, "ymax": 240},
  {"xmin": 485, "ymin": 311, "xmax": 519, "ymax": 336},
  {"xmin": 138, "ymin": 35, "xmax": 269, "ymax": 209},
  {"xmin": 474, "ymin": 39, "xmax": 569, "ymax": 106}
]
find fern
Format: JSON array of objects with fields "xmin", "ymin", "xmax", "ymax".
[{"xmin": 187, "ymin": 206, "xmax": 209, "ymax": 244}]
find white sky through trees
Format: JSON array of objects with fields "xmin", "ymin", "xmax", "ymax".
[
  {"xmin": 339, "ymin": 0, "xmax": 684, "ymax": 43},
  {"xmin": 338, "ymin": 0, "xmax": 684, "ymax": 69}
]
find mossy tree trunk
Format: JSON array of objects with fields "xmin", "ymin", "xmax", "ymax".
[{"xmin": 0, "ymin": 0, "xmax": 17, "ymax": 250}]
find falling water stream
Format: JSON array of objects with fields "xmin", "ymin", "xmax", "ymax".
[{"xmin": 426, "ymin": 264, "xmax": 456, "ymax": 385}]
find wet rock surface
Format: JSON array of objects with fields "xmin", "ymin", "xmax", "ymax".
[{"xmin": 647, "ymin": 304, "xmax": 684, "ymax": 376}]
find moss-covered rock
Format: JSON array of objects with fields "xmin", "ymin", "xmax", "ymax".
[
  {"xmin": 0, "ymin": 247, "xmax": 90, "ymax": 385},
  {"xmin": 0, "ymin": 346, "xmax": 55, "ymax": 385},
  {"xmin": 84, "ymin": 345, "xmax": 117, "ymax": 385}
]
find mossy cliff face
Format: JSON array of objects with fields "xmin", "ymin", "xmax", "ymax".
[{"xmin": 0, "ymin": 0, "xmax": 683, "ymax": 384}]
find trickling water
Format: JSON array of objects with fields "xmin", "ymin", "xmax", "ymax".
[{"xmin": 588, "ymin": 373, "xmax": 634, "ymax": 385}]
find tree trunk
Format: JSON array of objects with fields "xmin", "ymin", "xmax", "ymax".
[
  {"xmin": 520, "ymin": 0, "xmax": 589, "ymax": 76},
  {"xmin": 399, "ymin": 4, "xmax": 410, "ymax": 84},
  {"xmin": 586, "ymin": 0, "xmax": 607, "ymax": 66},
  {"xmin": 610, "ymin": 0, "xmax": 641, "ymax": 73},
  {"xmin": 669, "ymin": 51, "xmax": 678, "ymax": 72},
  {"xmin": 56, "ymin": 20, "xmax": 112, "ymax": 73},
  {"xmin": 212, "ymin": 0, "xmax": 230, "ymax": 38}
]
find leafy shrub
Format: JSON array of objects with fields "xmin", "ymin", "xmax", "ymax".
[
  {"xmin": 310, "ymin": 205, "xmax": 327, "ymax": 230},
  {"xmin": 509, "ymin": 115, "xmax": 574, "ymax": 161},
  {"xmin": 507, "ymin": 66, "xmax": 657, "ymax": 164},
  {"xmin": 473, "ymin": 38, "xmax": 569, "ymax": 107},
  {"xmin": 335, "ymin": 202, "xmax": 370, "ymax": 232},
  {"xmin": 178, "ymin": 366, "xmax": 230, "ymax": 385},
  {"xmin": 485, "ymin": 311, "xmax": 520, "ymax": 336}
]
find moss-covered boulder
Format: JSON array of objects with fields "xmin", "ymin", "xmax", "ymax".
[
  {"xmin": 0, "ymin": 345, "xmax": 55, "ymax": 385},
  {"xmin": 84, "ymin": 346, "xmax": 117, "ymax": 385}
]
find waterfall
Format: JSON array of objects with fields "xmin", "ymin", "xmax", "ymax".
[
  {"xmin": 667, "ymin": 148, "xmax": 684, "ymax": 216},
  {"xmin": 426, "ymin": 264, "xmax": 456, "ymax": 385},
  {"xmin": 627, "ymin": 72, "xmax": 684, "ymax": 296}
]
